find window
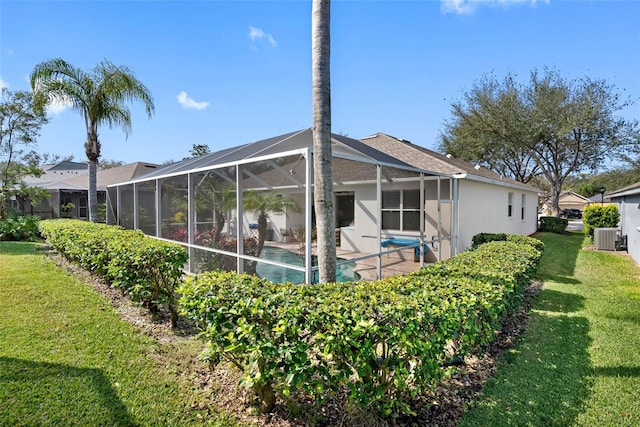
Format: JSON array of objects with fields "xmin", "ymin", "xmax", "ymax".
[
  {"xmin": 382, "ymin": 189, "xmax": 421, "ymax": 231},
  {"xmin": 78, "ymin": 196, "xmax": 87, "ymax": 219},
  {"xmin": 508, "ymin": 192, "xmax": 514, "ymax": 218},
  {"xmin": 521, "ymin": 194, "xmax": 526, "ymax": 220}
]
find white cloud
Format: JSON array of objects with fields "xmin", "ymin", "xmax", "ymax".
[
  {"xmin": 441, "ymin": 0, "xmax": 549, "ymax": 15},
  {"xmin": 248, "ymin": 26, "xmax": 277, "ymax": 48},
  {"xmin": 0, "ymin": 77, "xmax": 8, "ymax": 90},
  {"xmin": 177, "ymin": 91, "xmax": 209, "ymax": 110},
  {"xmin": 46, "ymin": 98, "xmax": 73, "ymax": 115}
]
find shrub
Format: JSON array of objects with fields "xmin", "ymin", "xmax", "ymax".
[
  {"xmin": 471, "ymin": 232, "xmax": 545, "ymax": 252},
  {"xmin": 582, "ymin": 204, "xmax": 620, "ymax": 239},
  {"xmin": 38, "ymin": 219, "xmax": 188, "ymax": 326},
  {"xmin": 0, "ymin": 215, "xmax": 41, "ymax": 241},
  {"xmin": 179, "ymin": 238, "xmax": 543, "ymax": 417},
  {"xmin": 539, "ymin": 216, "xmax": 568, "ymax": 233},
  {"xmin": 471, "ymin": 233, "xmax": 507, "ymax": 249}
]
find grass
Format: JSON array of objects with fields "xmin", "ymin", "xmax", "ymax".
[
  {"xmin": 459, "ymin": 232, "xmax": 640, "ymax": 427},
  {"xmin": 0, "ymin": 241, "xmax": 236, "ymax": 426},
  {"xmin": 2, "ymin": 235, "xmax": 639, "ymax": 426}
]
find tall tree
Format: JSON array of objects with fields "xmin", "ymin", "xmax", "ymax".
[
  {"xmin": 440, "ymin": 73, "xmax": 541, "ymax": 183},
  {"xmin": 440, "ymin": 68, "xmax": 639, "ymax": 215},
  {"xmin": 30, "ymin": 58, "xmax": 154, "ymax": 222},
  {"xmin": 312, "ymin": 0, "xmax": 336, "ymax": 283},
  {"xmin": 0, "ymin": 89, "xmax": 49, "ymax": 220}
]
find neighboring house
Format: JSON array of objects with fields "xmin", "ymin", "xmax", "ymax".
[
  {"xmin": 107, "ymin": 129, "xmax": 540, "ymax": 282},
  {"xmin": 19, "ymin": 161, "xmax": 159, "ymax": 219},
  {"xmin": 606, "ymin": 182, "xmax": 640, "ymax": 265},
  {"xmin": 540, "ymin": 191, "xmax": 592, "ymax": 215}
]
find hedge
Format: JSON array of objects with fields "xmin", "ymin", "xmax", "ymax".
[
  {"xmin": 178, "ymin": 239, "xmax": 543, "ymax": 416},
  {"xmin": 38, "ymin": 219, "xmax": 188, "ymax": 327},
  {"xmin": 538, "ymin": 216, "xmax": 568, "ymax": 233},
  {"xmin": 471, "ymin": 232, "xmax": 544, "ymax": 252}
]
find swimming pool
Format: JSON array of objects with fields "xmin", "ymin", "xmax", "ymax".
[{"xmin": 256, "ymin": 246, "xmax": 360, "ymax": 284}]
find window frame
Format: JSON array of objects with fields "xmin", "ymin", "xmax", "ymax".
[
  {"xmin": 381, "ymin": 189, "xmax": 422, "ymax": 231},
  {"xmin": 508, "ymin": 192, "xmax": 514, "ymax": 218}
]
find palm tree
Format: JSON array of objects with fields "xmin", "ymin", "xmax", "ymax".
[
  {"xmin": 312, "ymin": 0, "xmax": 336, "ymax": 283},
  {"xmin": 243, "ymin": 190, "xmax": 299, "ymax": 258},
  {"xmin": 30, "ymin": 58, "xmax": 154, "ymax": 222}
]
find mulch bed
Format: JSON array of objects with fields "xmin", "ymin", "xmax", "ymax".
[{"xmin": 44, "ymin": 245, "xmax": 540, "ymax": 426}]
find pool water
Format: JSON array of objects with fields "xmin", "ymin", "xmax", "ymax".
[{"xmin": 256, "ymin": 246, "xmax": 360, "ymax": 284}]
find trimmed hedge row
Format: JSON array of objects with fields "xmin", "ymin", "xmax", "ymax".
[
  {"xmin": 539, "ymin": 216, "xmax": 568, "ymax": 233},
  {"xmin": 471, "ymin": 232, "xmax": 545, "ymax": 252},
  {"xmin": 38, "ymin": 219, "xmax": 188, "ymax": 326},
  {"xmin": 178, "ymin": 238, "xmax": 543, "ymax": 416}
]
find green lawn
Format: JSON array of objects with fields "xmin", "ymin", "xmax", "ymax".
[
  {"xmin": 459, "ymin": 232, "xmax": 640, "ymax": 427},
  {"xmin": 0, "ymin": 242, "xmax": 235, "ymax": 426},
  {"xmin": 2, "ymin": 235, "xmax": 639, "ymax": 426}
]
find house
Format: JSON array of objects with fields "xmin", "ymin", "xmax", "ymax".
[
  {"xmin": 605, "ymin": 182, "xmax": 640, "ymax": 265},
  {"xmin": 107, "ymin": 129, "xmax": 540, "ymax": 283},
  {"xmin": 359, "ymin": 133, "xmax": 539, "ymax": 258},
  {"xmin": 540, "ymin": 191, "xmax": 592, "ymax": 215},
  {"xmin": 19, "ymin": 161, "xmax": 159, "ymax": 219}
]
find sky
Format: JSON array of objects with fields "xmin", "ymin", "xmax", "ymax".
[{"xmin": 1, "ymin": 0, "xmax": 639, "ymax": 166}]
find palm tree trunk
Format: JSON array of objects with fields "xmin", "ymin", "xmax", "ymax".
[
  {"xmin": 88, "ymin": 159, "xmax": 98, "ymax": 222},
  {"xmin": 86, "ymin": 132, "xmax": 100, "ymax": 222},
  {"xmin": 312, "ymin": 0, "xmax": 336, "ymax": 283}
]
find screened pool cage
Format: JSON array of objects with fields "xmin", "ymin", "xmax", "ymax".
[{"xmin": 107, "ymin": 129, "xmax": 458, "ymax": 284}]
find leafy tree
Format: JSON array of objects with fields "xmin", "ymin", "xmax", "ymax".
[
  {"xmin": 440, "ymin": 68, "xmax": 640, "ymax": 215},
  {"xmin": 440, "ymin": 73, "xmax": 541, "ymax": 183},
  {"xmin": 312, "ymin": 0, "xmax": 336, "ymax": 283},
  {"xmin": 189, "ymin": 143, "xmax": 210, "ymax": 157},
  {"xmin": 0, "ymin": 89, "xmax": 49, "ymax": 220},
  {"xmin": 30, "ymin": 58, "xmax": 155, "ymax": 222},
  {"xmin": 565, "ymin": 167, "xmax": 640, "ymax": 197},
  {"xmin": 99, "ymin": 159, "xmax": 125, "ymax": 169}
]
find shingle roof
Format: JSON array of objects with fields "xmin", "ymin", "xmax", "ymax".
[
  {"xmin": 64, "ymin": 162, "xmax": 160, "ymax": 190},
  {"xmin": 25, "ymin": 162, "xmax": 159, "ymax": 192},
  {"xmin": 607, "ymin": 181, "xmax": 640, "ymax": 199},
  {"xmin": 359, "ymin": 133, "xmax": 539, "ymax": 192}
]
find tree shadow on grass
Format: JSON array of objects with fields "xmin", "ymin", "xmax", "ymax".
[
  {"xmin": 535, "ymin": 288, "xmax": 586, "ymax": 314},
  {"xmin": 0, "ymin": 357, "xmax": 137, "ymax": 426},
  {"xmin": 458, "ymin": 313, "xmax": 593, "ymax": 427},
  {"xmin": 594, "ymin": 366, "xmax": 640, "ymax": 378}
]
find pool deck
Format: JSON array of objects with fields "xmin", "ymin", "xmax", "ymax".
[{"xmin": 265, "ymin": 240, "xmax": 425, "ymax": 281}]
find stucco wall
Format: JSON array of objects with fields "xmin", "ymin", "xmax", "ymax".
[
  {"xmin": 612, "ymin": 195, "xmax": 640, "ymax": 265},
  {"xmin": 457, "ymin": 180, "xmax": 539, "ymax": 252}
]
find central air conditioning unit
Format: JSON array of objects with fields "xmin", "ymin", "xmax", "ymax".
[{"xmin": 594, "ymin": 228, "xmax": 618, "ymax": 251}]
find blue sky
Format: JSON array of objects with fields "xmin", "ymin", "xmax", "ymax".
[{"xmin": 1, "ymin": 0, "xmax": 639, "ymax": 165}]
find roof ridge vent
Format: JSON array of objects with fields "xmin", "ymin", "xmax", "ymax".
[{"xmin": 446, "ymin": 153, "xmax": 452, "ymax": 158}]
